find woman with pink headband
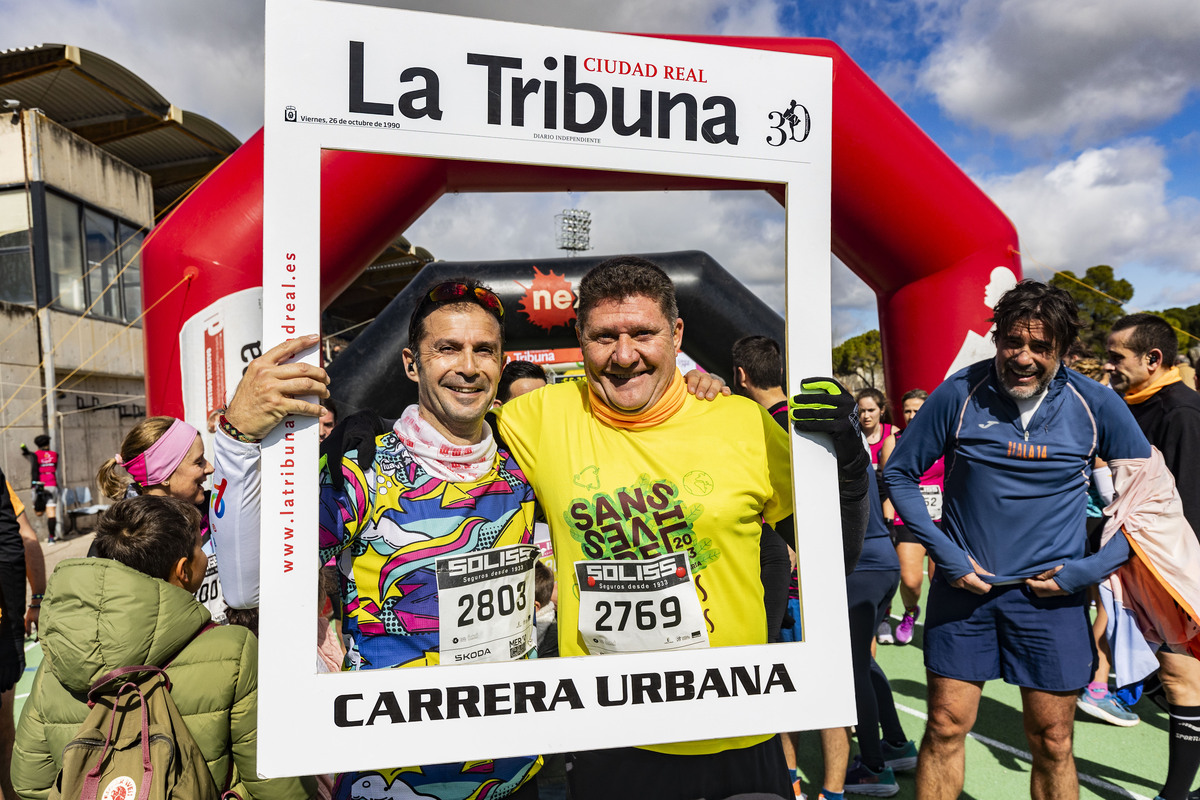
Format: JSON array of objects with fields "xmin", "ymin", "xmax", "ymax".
[
  {"xmin": 97, "ymin": 417, "xmax": 223, "ymax": 621},
  {"xmin": 99, "ymin": 417, "xmax": 209, "ymax": 503}
]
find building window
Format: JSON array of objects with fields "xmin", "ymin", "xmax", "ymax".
[
  {"xmin": 119, "ymin": 223, "xmax": 143, "ymax": 320},
  {"xmin": 0, "ymin": 190, "xmax": 35, "ymax": 306},
  {"xmin": 44, "ymin": 191, "xmax": 144, "ymax": 323},
  {"xmin": 84, "ymin": 208, "xmax": 119, "ymax": 319},
  {"xmin": 45, "ymin": 192, "xmax": 86, "ymax": 312}
]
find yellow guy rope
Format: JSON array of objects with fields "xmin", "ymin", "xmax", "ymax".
[
  {"xmin": 1014, "ymin": 249, "xmax": 1200, "ymax": 347},
  {"xmin": 0, "ymin": 158, "xmax": 222, "ymax": 362},
  {"xmin": 0, "ymin": 271, "xmax": 194, "ymax": 435}
]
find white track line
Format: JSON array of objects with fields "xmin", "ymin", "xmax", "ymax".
[
  {"xmin": 887, "ymin": 613, "xmax": 1154, "ymax": 798},
  {"xmin": 894, "ymin": 703, "xmax": 1154, "ymax": 800}
]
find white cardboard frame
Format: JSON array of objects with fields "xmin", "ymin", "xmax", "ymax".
[{"xmin": 260, "ymin": 0, "xmax": 851, "ymax": 778}]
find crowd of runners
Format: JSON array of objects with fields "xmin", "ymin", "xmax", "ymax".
[{"xmin": 1, "ymin": 258, "xmax": 1198, "ymax": 800}]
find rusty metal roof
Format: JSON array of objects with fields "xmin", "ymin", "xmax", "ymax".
[{"xmin": 0, "ymin": 43, "xmax": 241, "ymax": 213}]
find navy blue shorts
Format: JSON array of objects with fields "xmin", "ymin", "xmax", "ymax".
[{"xmin": 924, "ymin": 573, "xmax": 1095, "ymax": 691}]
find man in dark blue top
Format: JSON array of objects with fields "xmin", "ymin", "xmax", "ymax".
[{"xmin": 886, "ymin": 280, "xmax": 1153, "ymax": 800}]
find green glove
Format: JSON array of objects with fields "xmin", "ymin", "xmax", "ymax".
[
  {"xmin": 789, "ymin": 377, "xmax": 861, "ymax": 436},
  {"xmin": 789, "ymin": 377, "xmax": 866, "ymax": 474}
]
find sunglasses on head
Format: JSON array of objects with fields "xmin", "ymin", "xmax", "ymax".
[{"xmin": 422, "ymin": 281, "xmax": 505, "ymax": 320}]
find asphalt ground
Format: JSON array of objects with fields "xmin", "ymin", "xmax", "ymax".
[{"xmin": 12, "ymin": 537, "xmax": 1173, "ymax": 799}]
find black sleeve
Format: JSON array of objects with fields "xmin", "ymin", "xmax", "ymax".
[
  {"xmin": 759, "ymin": 526, "xmax": 791, "ymax": 643},
  {"xmin": 838, "ymin": 460, "xmax": 870, "ymax": 575},
  {"xmin": 0, "ymin": 468, "xmax": 25, "ymax": 692},
  {"xmin": 1162, "ymin": 406, "xmax": 1200, "ymax": 536},
  {"xmin": 19, "ymin": 450, "xmax": 38, "ymax": 484},
  {"xmin": 770, "ymin": 401, "xmax": 867, "ymax": 574},
  {"xmin": 0, "ymin": 468, "xmax": 26, "ymax": 568}
]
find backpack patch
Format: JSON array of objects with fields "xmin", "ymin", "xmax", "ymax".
[{"xmin": 100, "ymin": 776, "xmax": 136, "ymax": 800}]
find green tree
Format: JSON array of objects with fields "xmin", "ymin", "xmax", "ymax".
[
  {"xmin": 832, "ymin": 329, "xmax": 883, "ymax": 389},
  {"xmin": 1150, "ymin": 310, "xmax": 1194, "ymax": 355},
  {"xmin": 1049, "ymin": 265, "xmax": 1133, "ymax": 357}
]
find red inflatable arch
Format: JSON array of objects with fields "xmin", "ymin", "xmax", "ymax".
[{"xmin": 142, "ymin": 35, "xmax": 1020, "ymax": 421}]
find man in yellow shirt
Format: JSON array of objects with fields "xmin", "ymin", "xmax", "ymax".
[{"xmin": 495, "ymin": 256, "xmax": 868, "ymax": 800}]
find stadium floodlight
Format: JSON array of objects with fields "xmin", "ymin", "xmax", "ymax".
[{"xmin": 555, "ymin": 208, "xmax": 591, "ymax": 255}]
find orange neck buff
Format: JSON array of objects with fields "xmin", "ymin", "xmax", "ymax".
[
  {"xmin": 588, "ymin": 369, "xmax": 688, "ymax": 430},
  {"xmin": 1124, "ymin": 366, "xmax": 1182, "ymax": 405}
]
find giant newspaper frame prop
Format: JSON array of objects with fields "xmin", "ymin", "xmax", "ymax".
[{"xmin": 260, "ymin": 0, "xmax": 851, "ymax": 777}]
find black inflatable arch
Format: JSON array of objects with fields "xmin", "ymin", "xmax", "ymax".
[{"xmin": 329, "ymin": 251, "xmax": 783, "ymax": 416}]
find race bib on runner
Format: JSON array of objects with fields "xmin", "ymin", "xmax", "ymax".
[
  {"xmin": 575, "ymin": 552, "xmax": 710, "ymax": 655},
  {"xmin": 920, "ymin": 485, "xmax": 942, "ymax": 520},
  {"xmin": 436, "ymin": 544, "xmax": 538, "ymax": 665}
]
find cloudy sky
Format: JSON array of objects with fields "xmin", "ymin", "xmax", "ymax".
[{"xmin": 4, "ymin": 0, "xmax": 1199, "ymax": 342}]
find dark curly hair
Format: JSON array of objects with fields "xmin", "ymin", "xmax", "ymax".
[{"xmin": 989, "ymin": 280, "xmax": 1084, "ymax": 360}]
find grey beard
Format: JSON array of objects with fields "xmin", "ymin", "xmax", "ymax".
[{"xmin": 999, "ymin": 361, "xmax": 1059, "ymax": 400}]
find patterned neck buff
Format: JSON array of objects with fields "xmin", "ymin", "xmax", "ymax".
[{"xmin": 393, "ymin": 405, "xmax": 497, "ymax": 482}]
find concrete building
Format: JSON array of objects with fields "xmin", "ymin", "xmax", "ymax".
[{"xmin": 0, "ymin": 44, "xmax": 238, "ymax": 537}]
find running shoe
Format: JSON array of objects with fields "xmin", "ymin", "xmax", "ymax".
[
  {"xmin": 843, "ymin": 756, "xmax": 899, "ymax": 797},
  {"xmin": 876, "ymin": 620, "xmax": 894, "ymax": 645},
  {"xmin": 880, "ymin": 739, "xmax": 918, "ymax": 772},
  {"xmin": 791, "ymin": 778, "xmax": 806, "ymax": 799},
  {"xmin": 1076, "ymin": 690, "xmax": 1140, "ymax": 727},
  {"xmin": 895, "ymin": 605, "xmax": 920, "ymax": 645}
]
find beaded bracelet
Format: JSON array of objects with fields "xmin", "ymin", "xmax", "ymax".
[
  {"xmin": 31, "ymin": 593, "xmax": 43, "ymax": 600},
  {"xmin": 219, "ymin": 414, "xmax": 262, "ymax": 444}
]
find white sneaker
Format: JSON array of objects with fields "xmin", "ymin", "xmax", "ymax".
[{"xmin": 876, "ymin": 620, "xmax": 894, "ymax": 645}]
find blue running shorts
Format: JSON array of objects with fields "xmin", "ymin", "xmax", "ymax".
[{"xmin": 924, "ymin": 572, "xmax": 1095, "ymax": 691}]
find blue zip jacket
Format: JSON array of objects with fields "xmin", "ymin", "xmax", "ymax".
[
  {"xmin": 884, "ymin": 359, "xmax": 1150, "ymax": 592},
  {"xmin": 857, "ymin": 461, "xmax": 900, "ymax": 572}
]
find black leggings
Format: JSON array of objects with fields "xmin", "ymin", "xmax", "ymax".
[{"xmin": 846, "ymin": 568, "xmax": 906, "ymax": 769}]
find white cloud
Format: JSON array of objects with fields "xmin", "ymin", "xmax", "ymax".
[
  {"xmin": 0, "ymin": 0, "xmax": 266, "ymax": 138},
  {"xmin": 920, "ymin": 0, "xmax": 1200, "ymax": 143},
  {"xmin": 978, "ymin": 139, "xmax": 1200, "ymax": 283},
  {"xmin": 348, "ymin": 0, "xmax": 783, "ymax": 37},
  {"xmin": 831, "ymin": 256, "xmax": 877, "ymax": 343}
]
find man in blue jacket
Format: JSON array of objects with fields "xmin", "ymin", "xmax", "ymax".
[{"xmin": 886, "ymin": 280, "xmax": 1152, "ymax": 800}]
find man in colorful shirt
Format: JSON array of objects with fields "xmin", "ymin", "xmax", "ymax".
[
  {"xmin": 886, "ymin": 280, "xmax": 1154, "ymax": 800},
  {"xmin": 1106, "ymin": 312, "xmax": 1200, "ymax": 800},
  {"xmin": 214, "ymin": 283, "xmax": 543, "ymax": 800}
]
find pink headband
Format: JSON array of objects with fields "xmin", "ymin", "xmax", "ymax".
[{"xmin": 116, "ymin": 419, "xmax": 199, "ymax": 487}]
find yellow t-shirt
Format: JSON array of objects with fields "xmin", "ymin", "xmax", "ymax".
[
  {"xmin": 496, "ymin": 380, "xmax": 793, "ymax": 755},
  {"xmin": 6, "ymin": 481, "xmax": 23, "ymax": 518}
]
